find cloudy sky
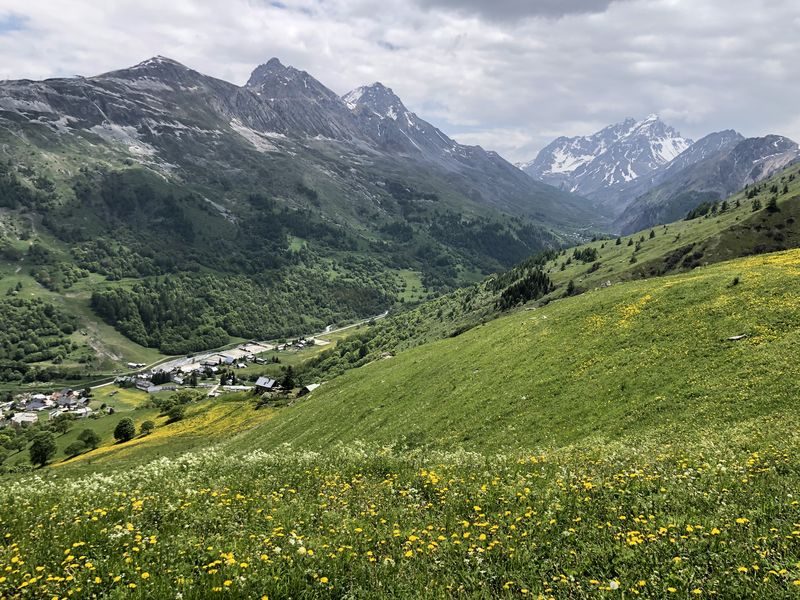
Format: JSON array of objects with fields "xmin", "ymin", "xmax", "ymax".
[{"xmin": 0, "ymin": 0, "xmax": 798, "ymax": 162}]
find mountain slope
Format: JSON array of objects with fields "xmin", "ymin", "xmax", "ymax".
[
  {"xmin": 616, "ymin": 134, "xmax": 800, "ymax": 234},
  {"xmin": 243, "ymin": 247, "xmax": 800, "ymax": 452},
  {"xmin": 341, "ymin": 80, "xmax": 604, "ymax": 227},
  {"xmin": 600, "ymin": 129, "xmax": 744, "ymax": 210},
  {"xmin": 5, "ymin": 188, "xmax": 800, "ymax": 599}
]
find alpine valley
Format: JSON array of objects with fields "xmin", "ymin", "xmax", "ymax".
[
  {"xmin": 4, "ymin": 36, "xmax": 800, "ymax": 600},
  {"xmin": 0, "ymin": 56, "xmax": 605, "ymax": 375}
]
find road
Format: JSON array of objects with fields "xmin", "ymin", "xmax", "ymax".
[{"xmin": 89, "ymin": 310, "xmax": 390, "ymax": 389}]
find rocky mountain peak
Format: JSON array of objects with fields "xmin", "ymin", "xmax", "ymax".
[
  {"xmin": 245, "ymin": 58, "xmax": 341, "ymax": 104},
  {"xmin": 343, "ymin": 82, "xmax": 407, "ymax": 120},
  {"xmin": 522, "ymin": 115, "xmax": 693, "ymax": 203},
  {"xmin": 96, "ymin": 55, "xmax": 194, "ymax": 82}
]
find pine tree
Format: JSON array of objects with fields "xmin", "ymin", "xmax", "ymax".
[
  {"xmin": 281, "ymin": 366, "xmax": 295, "ymax": 390},
  {"xmin": 767, "ymin": 195, "xmax": 779, "ymax": 212}
]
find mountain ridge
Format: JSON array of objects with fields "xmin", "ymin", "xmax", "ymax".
[{"xmin": 0, "ymin": 55, "xmax": 606, "ymax": 230}]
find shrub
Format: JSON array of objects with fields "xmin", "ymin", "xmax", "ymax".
[
  {"xmin": 167, "ymin": 405, "xmax": 186, "ymax": 423},
  {"xmin": 29, "ymin": 432, "xmax": 56, "ymax": 467},
  {"xmin": 64, "ymin": 441, "xmax": 86, "ymax": 457},
  {"xmin": 113, "ymin": 418, "xmax": 136, "ymax": 443},
  {"xmin": 78, "ymin": 428, "xmax": 101, "ymax": 450}
]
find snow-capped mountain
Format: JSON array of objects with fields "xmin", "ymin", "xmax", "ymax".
[
  {"xmin": 603, "ymin": 129, "xmax": 745, "ymax": 208},
  {"xmin": 522, "ymin": 115, "xmax": 693, "ymax": 205}
]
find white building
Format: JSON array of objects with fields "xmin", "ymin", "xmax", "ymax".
[{"xmin": 11, "ymin": 412, "xmax": 39, "ymax": 427}]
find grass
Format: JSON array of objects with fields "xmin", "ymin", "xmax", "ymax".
[
  {"xmin": 56, "ymin": 393, "xmax": 275, "ymax": 475},
  {"xmin": 1, "ymin": 424, "xmax": 799, "ymax": 598},
  {"xmin": 228, "ymin": 250, "xmax": 800, "ymax": 453},
  {"xmin": 2, "ymin": 386, "xmax": 160, "ymax": 468},
  {"xmin": 394, "ymin": 269, "xmax": 427, "ymax": 303},
  {"xmin": 3, "ymin": 248, "xmax": 800, "ymax": 597}
]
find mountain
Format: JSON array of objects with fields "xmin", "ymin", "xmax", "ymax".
[
  {"xmin": 615, "ymin": 134, "xmax": 800, "ymax": 234},
  {"xmin": 0, "ymin": 56, "xmax": 608, "ymax": 368},
  {"xmin": 521, "ymin": 115, "xmax": 693, "ymax": 208},
  {"xmin": 340, "ymin": 80, "xmax": 603, "ymax": 224},
  {"xmin": 0, "ymin": 56, "xmax": 603, "ymax": 229},
  {"xmin": 244, "ymin": 57, "xmax": 363, "ymax": 140}
]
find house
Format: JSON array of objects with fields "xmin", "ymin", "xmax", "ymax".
[
  {"xmin": 25, "ymin": 394, "xmax": 53, "ymax": 411},
  {"xmin": 11, "ymin": 412, "xmax": 39, "ymax": 427},
  {"xmin": 72, "ymin": 407, "xmax": 93, "ymax": 419},
  {"xmin": 48, "ymin": 408, "xmax": 65, "ymax": 420},
  {"xmin": 255, "ymin": 377, "xmax": 278, "ymax": 393},
  {"xmin": 147, "ymin": 384, "xmax": 177, "ymax": 394},
  {"xmin": 57, "ymin": 394, "xmax": 78, "ymax": 409},
  {"xmin": 134, "ymin": 379, "xmax": 152, "ymax": 392},
  {"xmin": 297, "ymin": 383, "xmax": 321, "ymax": 397}
]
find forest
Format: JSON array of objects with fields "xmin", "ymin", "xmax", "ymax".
[
  {"xmin": 0, "ymin": 297, "xmax": 77, "ymax": 366},
  {"xmin": 0, "ymin": 161, "xmax": 568, "ymax": 365},
  {"xmin": 91, "ymin": 269, "xmax": 394, "ymax": 354}
]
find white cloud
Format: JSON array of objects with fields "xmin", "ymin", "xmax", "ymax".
[{"xmin": 0, "ymin": 0, "xmax": 798, "ymax": 162}]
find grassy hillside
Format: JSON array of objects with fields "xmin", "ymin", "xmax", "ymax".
[
  {"xmin": 239, "ymin": 248, "xmax": 800, "ymax": 452},
  {"xmin": 3, "ymin": 165, "xmax": 800, "ymax": 599},
  {"xmin": 541, "ymin": 162, "xmax": 800, "ymax": 294},
  {"xmin": 3, "ymin": 248, "xmax": 800, "ymax": 598}
]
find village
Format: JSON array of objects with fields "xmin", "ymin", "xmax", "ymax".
[{"xmin": 0, "ymin": 336, "xmax": 326, "ymax": 431}]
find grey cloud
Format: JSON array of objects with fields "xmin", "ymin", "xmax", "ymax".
[
  {"xmin": 0, "ymin": 0, "xmax": 798, "ymax": 163},
  {"xmin": 411, "ymin": 0, "xmax": 625, "ymax": 20}
]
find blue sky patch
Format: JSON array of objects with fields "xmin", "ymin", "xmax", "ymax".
[{"xmin": 0, "ymin": 13, "xmax": 28, "ymax": 34}]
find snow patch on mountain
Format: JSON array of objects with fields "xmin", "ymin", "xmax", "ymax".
[{"xmin": 89, "ymin": 122, "xmax": 157, "ymax": 156}]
